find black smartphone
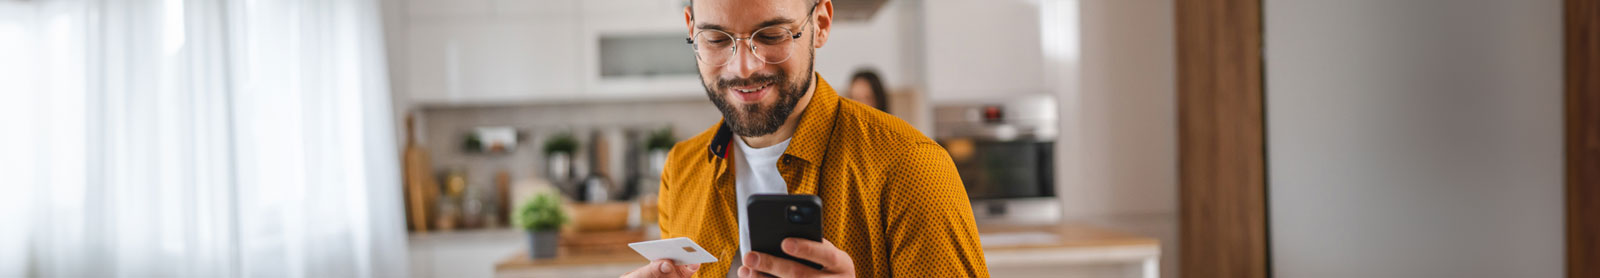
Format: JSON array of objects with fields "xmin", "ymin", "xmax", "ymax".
[{"xmin": 746, "ymin": 194, "xmax": 824, "ymax": 270}]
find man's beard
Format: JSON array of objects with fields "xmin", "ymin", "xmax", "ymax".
[{"xmin": 700, "ymin": 55, "xmax": 814, "ymax": 137}]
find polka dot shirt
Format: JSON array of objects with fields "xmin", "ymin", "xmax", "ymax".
[{"xmin": 657, "ymin": 74, "xmax": 990, "ymax": 277}]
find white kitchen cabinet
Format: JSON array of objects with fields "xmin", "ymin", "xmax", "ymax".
[
  {"xmin": 409, "ymin": 229, "xmax": 524, "ymax": 278},
  {"xmin": 922, "ymin": 0, "xmax": 1048, "ymax": 102},
  {"xmin": 406, "ymin": 0, "xmax": 492, "ymax": 18},
  {"xmin": 578, "ymin": 0, "xmax": 684, "ymax": 15},
  {"xmin": 407, "ymin": 0, "xmax": 578, "ymax": 18},
  {"xmin": 577, "ymin": 9, "xmax": 703, "ymax": 99},
  {"xmin": 397, "ymin": 0, "xmax": 704, "ymax": 104},
  {"xmin": 491, "ymin": 0, "xmax": 581, "ymax": 17},
  {"xmin": 404, "ymin": 16, "xmax": 582, "ymax": 104}
]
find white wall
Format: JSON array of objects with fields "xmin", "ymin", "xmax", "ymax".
[
  {"xmin": 814, "ymin": 1, "xmax": 915, "ymax": 94},
  {"xmin": 916, "ymin": 0, "xmax": 1178, "ymax": 220},
  {"xmin": 1265, "ymin": 0, "xmax": 1564, "ymax": 277},
  {"xmin": 830, "ymin": 1, "xmax": 1184, "ymax": 273},
  {"xmin": 1069, "ymin": 0, "xmax": 1176, "ymax": 220},
  {"xmin": 922, "ymin": 0, "xmax": 1047, "ymax": 101},
  {"xmin": 1064, "ymin": 0, "xmax": 1179, "ymax": 276}
]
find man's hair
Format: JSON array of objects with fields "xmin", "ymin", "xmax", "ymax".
[{"xmin": 688, "ymin": 0, "xmax": 819, "ymax": 19}]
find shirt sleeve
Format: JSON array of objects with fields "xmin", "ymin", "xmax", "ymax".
[
  {"xmin": 656, "ymin": 148, "xmax": 675, "ymax": 239},
  {"xmin": 882, "ymin": 141, "xmax": 990, "ymax": 277}
]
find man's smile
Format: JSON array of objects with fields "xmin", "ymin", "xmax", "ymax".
[{"xmin": 730, "ymin": 82, "xmax": 773, "ymax": 102}]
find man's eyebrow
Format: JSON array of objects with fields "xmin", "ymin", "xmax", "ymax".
[
  {"xmin": 754, "ymin": 17, "xmax": 796, "ymax": 29},
  {"xmin": 695, "ymin": 17, "xmax": 797, "ymax": 32},
  {"xmin": 696, "ymin": 23, "xmax": 727, "ymax": 31}
]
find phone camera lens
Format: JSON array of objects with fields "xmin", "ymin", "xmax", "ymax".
[{"xmin": 786, "ymin": 205, "xmax": 816, "ymax": 224}]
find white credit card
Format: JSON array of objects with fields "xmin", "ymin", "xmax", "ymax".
[{"xmin": 627, "ymin": 237, "xmax": 719, "ymax": 265}]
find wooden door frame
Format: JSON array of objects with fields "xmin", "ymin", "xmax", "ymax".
[
  {"xmin": 1179, "ymin": 1, "xmax": 1596, "ymax": 277},
  {"xmin": 1566, "ymin": 0, "xmax": 1599, "ymax": 277},
  {"xmin": 1175, "ymin": 0, "xmax": 1267, "ymax": 277}
]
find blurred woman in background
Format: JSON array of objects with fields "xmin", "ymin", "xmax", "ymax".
[{"xmin": 848, "ymin": 69, "xmax": 889, "ymax": 112}]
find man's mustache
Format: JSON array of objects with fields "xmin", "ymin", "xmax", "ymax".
[{"xmin": 716, "ymin": 73, "xmax": 785, "ymax": 90}]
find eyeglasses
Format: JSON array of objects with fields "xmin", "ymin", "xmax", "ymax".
[{"xmin": 686, "ymin": 8, "xmax": 817, "ymax": 66}]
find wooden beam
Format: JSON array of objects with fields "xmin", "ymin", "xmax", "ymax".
[
  {"xmin": 1175, "ymin": 0, "xmax": 1268, "ymax": 277},
  {"xmin": 1566, "ymin": 0, "xmax": 1600, "ymax": 277}
]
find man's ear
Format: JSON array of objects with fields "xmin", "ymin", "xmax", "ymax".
[
  {"xmin": 812, "ymin": 0, "xmax": 833, "ymax": 48},
  {"xmin": 684, "ymin": 5, "xmax": 695, "ymax": 38}
]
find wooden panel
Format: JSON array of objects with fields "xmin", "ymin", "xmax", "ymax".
[
  {"xmin": 1175, "ymin": 0, "xmax": 1267, "ymax": 277},
  {"xmin": 1567, "ymin": 0, "xmax": 1600, "ymax": 277}
]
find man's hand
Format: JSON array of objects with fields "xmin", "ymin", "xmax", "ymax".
[
  {"xmin": 737, "ymin": 238, "xmax": 854, "ymax": 278},
  {"xmin": 621, "ymin": 259, "xmax": 701, "ymax": 278}
]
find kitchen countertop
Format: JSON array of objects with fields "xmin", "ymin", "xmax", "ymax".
[{"xmin": 493, "ymin": 223, "xmax": 1161, "ymax": 277}]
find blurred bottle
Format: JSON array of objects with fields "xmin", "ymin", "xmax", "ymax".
[
  {"xmin": 495, "ymin": 169, "xmax": 511, "ymax": 226},
  {"xmin": 578, "ymin": 131, "xmax": 613, "ymax": 203},
  {"xmin": 436, "ymin": 169, "xmax": 468, "ymax": 231}
]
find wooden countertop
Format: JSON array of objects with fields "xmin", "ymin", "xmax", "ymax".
[
  {"xmin": 494, "ymin": 223, "xmax": 1158, "ymax": 271},
  {"xmin": 495, "ymin": 248, "xmax": 645, "ymax": 270},
  {"xmin": 976, "ymin": 224, "xmax": 1160, "ymax": 251}
]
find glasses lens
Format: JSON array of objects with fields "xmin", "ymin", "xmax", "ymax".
[
  {"xmin": 691, "ymin": 27, "xmax": 798, "ymax": 65},
  {"xmin": 751, "ymin": 27, "xmax": 795, "ymax": 64},
  {"xmin": 694, "ymin": 31, "xmax": 736, "ymax": 65},
  {"xmin": 753, "ymin": 28, "xmax": 792, "ymax": 45}
]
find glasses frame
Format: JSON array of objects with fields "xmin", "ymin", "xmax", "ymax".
[{"xmin": 685, "ymin": 6, "xmax": 819, "ymax": 66}]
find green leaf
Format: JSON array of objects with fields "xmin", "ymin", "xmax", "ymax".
[{"xmin": 514, "ymin": 192, "xmax": 568, "ymax": 231}]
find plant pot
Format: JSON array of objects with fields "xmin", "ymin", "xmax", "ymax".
[
  {"xmin": 526, "ymin": 230, "xmax": 560, "ymax": 259},
  {"xmin": 647, "ymin": 149, "xmax": 668, "ymax": 178},
  {"xmin": 547, "ymin": 153, "xmax": 572, "ymax": 182}
]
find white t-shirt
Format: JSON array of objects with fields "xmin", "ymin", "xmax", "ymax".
[{"xmin": 729, "ymin": 136, "xmax": 791, "ymax": 277}]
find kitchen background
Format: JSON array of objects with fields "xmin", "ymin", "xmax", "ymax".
[
  {"xmin": 387, "ymin": 0, "xmax": 1177, "ymax": 277},
  {"xmin": 4, "ymin": 0, "xmax": 1570, "ymax": 277}
]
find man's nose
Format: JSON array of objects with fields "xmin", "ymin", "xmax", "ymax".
[{"xmin": 726, "ymin": 42, "xmax": 763, "ymax": 79}]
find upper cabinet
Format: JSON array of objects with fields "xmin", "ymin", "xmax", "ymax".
[
  {"xmin": 922, "ymin": 0, "xmax": 1048, "ymax": 102},
  {"xmin": 576, "ymin": 0, "xmax": 702, "ymax": 99},
  {"xmin": 397, "ymin": 0, "xmax": 1058, "ymax": 105},
  {"xmin": 578, "ymin": 0, "xmax": 685, "ymax": 15},
  {"xmin": 406, "ymin": 0, "xmax": 578, "ymax": 18},
  {"xmin": 405, "ymin": 16, "xmax": 582, "ymax": 104},
  {"xmin": 399, "ymin": 0, "xmax": 700, "ymax": 105}
]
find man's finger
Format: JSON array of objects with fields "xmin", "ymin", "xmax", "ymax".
[
  {"xmin": 653, "ymin": 259, "xmax": 696, "ymax": 278},
  {"xmin": 623, "ymin": 260, "xmax": 671, "ymax": 278},
  {"xmin": 781, "ymin": 238, "xmax": 849, "ymax": 270},
  {"xmin": 745, "ymin": 251, "xmax": 821, "ymax": 277},
  {"xmin": 657, "ymin": 260, "xmax": 674, "ymax": 274},
  {"xmin": 674, "ymin": 262, "xmax": 698, "ymax": 277}
]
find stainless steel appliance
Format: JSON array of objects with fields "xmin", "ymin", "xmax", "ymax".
[{"xmin": 934, "ymin": 95, "xmax": 1060, "ymax": 224}]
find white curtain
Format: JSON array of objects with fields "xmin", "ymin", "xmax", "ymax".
[{"xmin": 0, "ymin": 0, "xmax": 407, "ymax": 277}]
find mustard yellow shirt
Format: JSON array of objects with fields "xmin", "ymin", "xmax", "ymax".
[{"xmin": 658, "ymin": 74, "xmax": 989, "ymax": 277}]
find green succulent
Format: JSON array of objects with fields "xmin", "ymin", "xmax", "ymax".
[
  {"xmin": 514, "ymin": 192, "xmax": 568, "ymax": 232},
  {"xmin": 543, "ymin": 132, "xmax": 578, "ymax": 155},
  {"xmin": 645, "ymin": 127, "xmax": 677, "ymax": 151}
]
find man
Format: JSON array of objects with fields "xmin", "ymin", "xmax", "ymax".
[{"xmin": 622, "ymin": 0, "xmax": 987, "ymax": 277}]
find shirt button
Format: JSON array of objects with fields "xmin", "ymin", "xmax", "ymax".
[{"xmin": 782, "ymin": 157, "xmax": 792, "ymax": 164}]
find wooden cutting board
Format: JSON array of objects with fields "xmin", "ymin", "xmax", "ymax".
[
  {"xmin": 560, "ymin": 228, "xmax": 646, "ymax": 253},
  {"xmin": 403, "ymin": 114, "xmax": 437, "ymax": 232}
]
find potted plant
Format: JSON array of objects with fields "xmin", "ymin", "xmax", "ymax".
[
  {"xmin": 514, "ymin": 191, "xmax": 569, "ymax": 259},
  {"xmin": 543, "ymin": 132, "xmax": 579, "ymax": 182}
]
